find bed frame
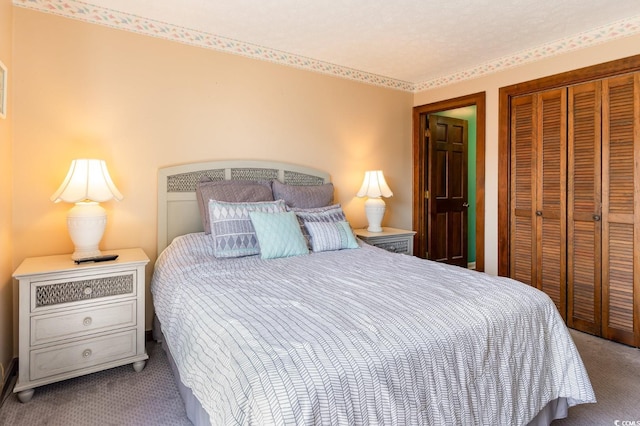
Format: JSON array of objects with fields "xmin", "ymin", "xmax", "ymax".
[
  {"xmin": 155, "ymin": 160, "xmax": 570, "ymax": 426},
  {"xmin": 157, "ymin": 160, "xmax": 330, "ymax": 255}
]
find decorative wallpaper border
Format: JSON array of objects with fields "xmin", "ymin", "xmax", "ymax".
[
  {"xmin": 414, "ymin": 14, "xmax": 640, "ymax": 92},
  {"xmin": 13, "ymin": 0, "xmax": 640, "ymax": 93}
]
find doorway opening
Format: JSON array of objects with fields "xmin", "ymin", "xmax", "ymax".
[{"xmin": 412, "ymin": 92, "xmax": 486, "ymax": 272}]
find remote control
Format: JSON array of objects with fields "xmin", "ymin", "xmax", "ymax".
[{"xmin": 74, "ymin": 254, "xmax": 119, "ymax": 264}]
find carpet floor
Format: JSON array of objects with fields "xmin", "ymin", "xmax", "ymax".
[
  {"xmin": 1, "ymin": 330, "xmax": 638, "ymax": 425},
  {"xmin": 0, "ymin": 342, "xmax": 190, "ymax": 426}
]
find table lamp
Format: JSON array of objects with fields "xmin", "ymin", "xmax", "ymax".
[
  {"xmin": 51, "ymin": 159, "xmax": 123, "ymax": 260},
  {"xmin": 356, "ymin": 170, "xmax": 393, "ymax": 232}
]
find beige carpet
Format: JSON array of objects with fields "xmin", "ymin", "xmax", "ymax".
[
  {"xmin": 1, "ymin": 330, "xmax": 638, "ymax": 425},
  {"xmin": 0, "ymin": 342, "xmax": 190, "ymax": 425},
  {"xmin": 554, "ymin": 330, "xmax": 640, "ymax": 425}
]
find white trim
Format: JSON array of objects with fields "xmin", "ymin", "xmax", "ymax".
[{"xmin": 0, "ymin": 59, "xmax": 6, "ymax": 119}]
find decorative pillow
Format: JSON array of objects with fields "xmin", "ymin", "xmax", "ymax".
[
  {"xmin": 305, "ymin": 221, "xmax": 359, "ymax": 252},
  {"xmin": 249, "ymin": 211, "xmax": 309, "ymax": 259},
  {"xmin": 272, "ymin": 179, "xmax": 334, "ymax": 208},
  {"xmin": 288, "ymin": 204, "xmax": 347, "ymax": 247},
  {"xmin": 208, "ymin": 199, "xmax": 285, "ymax": 258},
  {"xmin": 196, "ymin": 178, "xmax": 273, "ymax": 234}
]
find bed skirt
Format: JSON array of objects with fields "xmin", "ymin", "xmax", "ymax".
[{"xmin": 154, "ymin": 315, "xmax": 569, "ymax": 426}]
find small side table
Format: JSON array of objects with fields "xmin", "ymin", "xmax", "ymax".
[
  {"xmin": 13, "ymin": 248, "xmax": 149, "ymax": 403},
  {"xmin": 354, "ymin": 227, "xmax": 416, "ymax": 255}
]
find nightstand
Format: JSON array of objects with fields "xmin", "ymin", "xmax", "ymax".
[
  {"xmin": 12, "ymin": 248, "xmax": 149, "ymax": 403},
  {"xmin": 354, "ymin": 227, "xmax": 416, "ymax": 255}
]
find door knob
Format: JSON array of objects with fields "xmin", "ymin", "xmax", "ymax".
[
  {"xmin": 593, "ymin": 214, "xmax": 601, "ymax": 221},
  {"xmin": 462, "ymin": 202, "xmax": 469, "ymax": 208},
  {"xmin": 536, "ymin": 211, "xmax": 543, "ymax": 216}
]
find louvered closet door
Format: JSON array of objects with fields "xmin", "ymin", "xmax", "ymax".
[
  {"xmin": 567, "ymin": 81, "xmax": 602, "ymax": 335},
  {"xmin": 601, "ymin": 73, "xmax": 640, "ymax": 347},
  {"xmin": 510, "ymin": 89, "xmax": 567, "ymax": 318},
  {"xmin": 510, "ymin": 95, "xmax": 536, "ymax": 286},
  {"xmin": 537, "ymin": 90, "xmax": 567, "ymax": 317}
]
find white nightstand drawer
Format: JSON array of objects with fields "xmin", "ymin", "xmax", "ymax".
[
  {"xmin": 354, "ymin": 227, "xmax": 416, "ymax": 255},
  {"xmin": 31, "ymin": 300, "xmax": 137, "ymax": 346},
  {"xmin": 30, "ymin": 329, "xmax": 137, "ymax": 381},
  {"xmin": 31, "ymin": 271, "xmax": 136, "ymax": 312},
  {"xmin": 373, "ymin": 238, "xmax": 410, "ymax": 254}
]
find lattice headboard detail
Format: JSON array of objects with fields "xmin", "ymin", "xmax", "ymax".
[{"xmin": 157, "ymin": 160, "xmax": 330, "ymax": 254}]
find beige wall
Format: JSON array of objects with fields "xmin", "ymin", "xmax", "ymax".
[
  {"xmin": 414, "ymin": 33, "xmax": 640, "ymax": 276},
  {"xmin": 0, "ymin": 0, "xmax": 13, "ymax": 387},
  {"xmin": 7, "ymin": 5, "xmax": 640, "ymax": 365},
  {"xmin": 10, "ymin": 7, "xmax": 413, "ymax": 354}
]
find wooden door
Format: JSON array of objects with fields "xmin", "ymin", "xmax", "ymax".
[
  {"xmin": 601, "ymin": 73, "xmax": 640, "ymax": 347},
  {"xmin": 427, "ymin": 115, "xmax": 468, "ymax": 267},
  {"xmin": 567, "ymin": 81, "xmax": 602, "ymax": 335},
  {"xmin": 510, "ymin": 89, "xmax": 567, "ymax": 318},
  {"xmin": 510, "ymin": 94, "xmax": 536, "ymax": 286},
  {"xmin": 536, "ymin": 90, "xmax": 567, "ymax": 317}
]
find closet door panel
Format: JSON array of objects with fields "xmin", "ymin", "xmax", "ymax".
[
  {"xmin": 537, "ymin": 90, "xmax": 567, "ymax": 317},
  {"xmin": 510, "ymin": 95, "xmax": 536, "ymax": 286},
  {"xmin": 567, "ymin": 81, "xmax": 602, "ymax": 335},
  {"xmin": 602, "ymin": 73, "xmax": 640, "ymax": 346}
]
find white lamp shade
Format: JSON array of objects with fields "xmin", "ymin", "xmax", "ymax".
[
  {"xmin": 356, "ymin": 170, "xmax": 393, "ymax": 199},
  {"xmin": 51, "ymin": 159, "xmax": 123, "ymax": 203}
]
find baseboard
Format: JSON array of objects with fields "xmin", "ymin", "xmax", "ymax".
[
  {"xmin": 468, "ymin": 261, "xmax": 476, "ymax": 270},
  {"xmin": 1, "ymin": 358, "xmax": 17, "ymax": 406}
]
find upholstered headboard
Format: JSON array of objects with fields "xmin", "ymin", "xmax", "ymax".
[{"xmin": 157, "ymin": 160, "xmax": 331, "ymax": 254}]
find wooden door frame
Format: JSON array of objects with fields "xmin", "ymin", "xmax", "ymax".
[
  {"xmin": 413, "ymin": 92, "xmax": 486, "ymax": 272},
  {"xmin": 498, "ymin": 54, "xmax": 640, "ymax": 276}
]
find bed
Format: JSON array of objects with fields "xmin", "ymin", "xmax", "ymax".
[{"xmin": 151, "ymin": 160, "xmax": 595, "ymax": 425}]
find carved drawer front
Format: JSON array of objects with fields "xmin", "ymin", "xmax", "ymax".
[
  {"xmin": 375, "ymin": 239, "xmax": 409, "ymax": 254},
  {"xmin": 30, "ymin": 301, "xmax": 137, "ymax": 346},
  {"xmin": 29, "ymin": 329, "xmax": 137, "ymax": 381},
  {"xmin": 31, "ymin": 272, "xmax": 135, "ymax": 312}
]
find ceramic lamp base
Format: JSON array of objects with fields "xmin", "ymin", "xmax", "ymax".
[
  {"xmin": 67, "ymin": 202, "xmax": 107, "ymax": 260},
  {"xmin": 364, "ymin": 197, "xmax": 386, "ymax": 233}
]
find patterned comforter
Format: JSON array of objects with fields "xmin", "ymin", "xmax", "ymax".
[{"xmin": 151, "ymin": 233, "xmax": 595, "ymax": 425}]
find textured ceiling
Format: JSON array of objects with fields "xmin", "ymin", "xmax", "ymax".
[{"xmin": 14, "ymin": 0, "xmax": 640, "ymax": 91}]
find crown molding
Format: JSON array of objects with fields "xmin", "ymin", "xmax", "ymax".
[{"xmin": 13, "ymin": 0, "xmax": 640, "ymax": 93}]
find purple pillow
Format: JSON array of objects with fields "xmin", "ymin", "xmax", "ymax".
[
  {"xmin": 196, "ymin": 178, "xmax": 273, "ymax": 234},
  {"xmin": 272, "ymin": 179, "xmax": 334, "ymax": 208}
]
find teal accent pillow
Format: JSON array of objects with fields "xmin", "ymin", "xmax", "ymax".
[
  {"xmin": 248, "ymin": 211, "xmax": 309, "ymax": 259},
  {"xmin": 305, "ymin": 221, "xmax": 359, "ymax": 252}
]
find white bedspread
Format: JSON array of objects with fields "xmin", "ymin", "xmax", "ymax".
[{"xmin": 151, "ymin": 233, "xmax": 595, "ymax": 425}]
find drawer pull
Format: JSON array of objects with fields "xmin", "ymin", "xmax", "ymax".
[
  {"xmin": 82, "ymin": 349, "xmax": 92, "ymax": 358},
  {"xmin": 82, "ymin": 317, "xmax": 92, "ymax": 326},
  {"xmin": 83, "ymin": 286, "xmax": 92, "ymax": 296}
]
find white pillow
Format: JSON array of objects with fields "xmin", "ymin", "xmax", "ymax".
[
  {"xmin": 304, "ymin": 221, "xmax": 359, "ymax": 252},
  {"xmin": 208, "ymin": 199, "xmax": 285, "ymax": 258}
]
